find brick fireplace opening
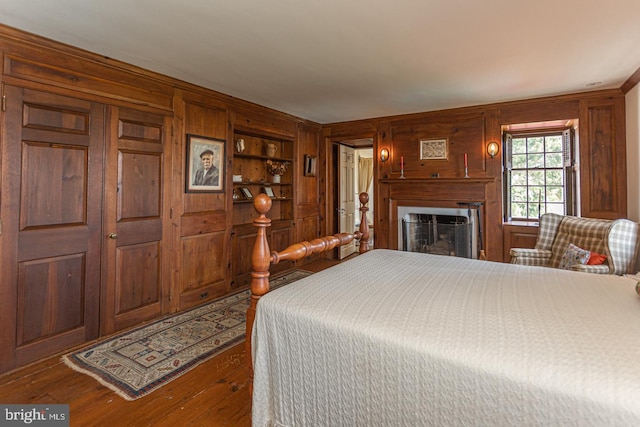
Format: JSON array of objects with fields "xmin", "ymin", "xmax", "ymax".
[{"xmin": 398, "ymin": 205, "xmax": 479, "ymax": 259}]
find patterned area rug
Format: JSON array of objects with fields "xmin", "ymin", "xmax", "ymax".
[{"xmin": 62, "ymin": 269, "xmax": 313, "ymax": 400}]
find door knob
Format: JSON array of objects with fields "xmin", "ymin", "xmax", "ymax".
[{"xmin": 108, "ymin": 233, "xmax": 117, "ymax": 239}]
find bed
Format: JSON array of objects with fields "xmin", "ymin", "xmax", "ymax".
[{"xmin": 246, "ymin": 194, "xmax": 640, "ymax": 426}]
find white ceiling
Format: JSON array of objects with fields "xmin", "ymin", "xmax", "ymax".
[{"xmin": 1, "ymin": 0, "xmax": 640, "ymax": 124}]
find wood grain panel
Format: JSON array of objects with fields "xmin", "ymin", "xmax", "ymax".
[
  {"xmin": 231, "ymin": 227, "xmax": 257, "ymax": 290},
  {"xmin": 4, "ymin": 53, "xmax": 173, "ymax": 110},
  {"xmin": 181, "ymin": 211, "xmax": 228, "ymax": 236},
  {"xmin": 502, "ymin": 224, "xmax": 539, "ymax": 262},
  {"xmin": 389, "ymin": 116, "xmax": 485, "ymax": 178},
  {"xmin": 299, "ymin": 216, "xmax": 319, "ymax": 241},
  {"xmin": 234, "ymin": 109, "xmax": 296, "ymax": 138},
  {"xmin": 588, "ymin": 106, "xmax": 615, "ymax": 212},
  {"xmin": 118, "ymin": 118, "xmax": 162, "ymax": 143},
  {"xmin": 499, "ymin": 98, "xmax": 579, "ymax": 125},
  {"xmin": 579, "ymin": 96, "xmax": 627, "ymax": 218},
  {"xmin": 23, "ymin": 102, "xmax": 89, "ymax": 134},
  {"xmin": 386, "ymin": 178, "xmax": 494, "ymax": 202},
  {"xmin": 270, "ymin": 225, "xmax": 292, "ymax": 253},
  {"xmin": 20, "ymin": 143, "xmax": 87, "ymax": 229},
  {"xmin": 118, "ymin": 151, "xmax": 161, "ymax": 220},
  {"xmin": 181, "ymin": 231, "xmax": 227, "ymax": 293},
  {"xmin": 297, "ymin": 203, "xmax": 319, "ymax": 219},
  {"xmin": 115, "ymin": 242, "xmax": 160, "ymax": 314},
  {"xmin": 16, "ymin": 254, "xmax": 85, "ymax": 346},
  {"xmin": 268, "ymin": 221, "xmax": 294, "ymax": 275}
]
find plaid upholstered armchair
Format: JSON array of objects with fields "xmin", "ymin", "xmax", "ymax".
[{"xmin": 510, "ymin": 213, "xmax": 640, "ymax": 275}]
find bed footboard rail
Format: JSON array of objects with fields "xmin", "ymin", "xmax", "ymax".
[{"xmin": 246, "ymin": 192, "xmax": 370, "ymax": 394}]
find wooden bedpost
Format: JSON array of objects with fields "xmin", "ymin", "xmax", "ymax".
[
  {"xmin": 246, "ymin": 192, "xmax": 370, "ymax": 395},
  {"xmin": 358, "ymin": 192, "xmax": 370, "ymax": 253},
  {"xmin": 246, "ymin": 194, "xmax": 272, "ymax": 394}
]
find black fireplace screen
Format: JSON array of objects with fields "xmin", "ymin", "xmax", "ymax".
[{"xmin": 402, "ymin": 214, "xmax": 473, "ymax": 258}]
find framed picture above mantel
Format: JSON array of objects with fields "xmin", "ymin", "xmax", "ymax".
[{"xmin": 419, "ymin": 138, "xmax": 448, "ymax": 160}]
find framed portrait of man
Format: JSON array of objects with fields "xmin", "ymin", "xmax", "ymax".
[{"xmin": 186, "ymin": 134, "xmax": 225, "ymax": 193}]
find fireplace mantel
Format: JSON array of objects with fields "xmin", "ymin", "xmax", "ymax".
[
  {"xmin": 378, "ymin": 176, "xmax": 499, "ymax": 255},
  {"xmin": 380, "ymin": 177, "xmax": 496, "ymax": 184}
]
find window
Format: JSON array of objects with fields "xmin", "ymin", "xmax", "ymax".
[{"xmin": 504, "ymin": 128, "xmax": 575, "ymax": 221}]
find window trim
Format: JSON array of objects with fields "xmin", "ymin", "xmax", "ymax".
[{"xmin": 503, "ymin": 127, "xmax": 575, "ymax": 222}]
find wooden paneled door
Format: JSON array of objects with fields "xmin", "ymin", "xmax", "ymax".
[
  {"xmin": 0, "ymin": 86, "xmax": 104, "ymax": 372},
  {"xmin": 101, "ymin": 107, "xmax": 171, "ymax": 335},
  {"xmin": 338, "ymin": 144, "xmax": 356, "ymax": 259}
]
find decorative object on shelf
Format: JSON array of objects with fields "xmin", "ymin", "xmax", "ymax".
[
  {"xmin": 265, "ymin": 143, "xmax": 278, "ymax": 158},
  {"xmin": 232, "ymin": 189, "xmax": 241, "ymax": 200},
  {"xmin": 186, "ymin": 134, "xmax": 225, "ymax": 193},
  {"xmin": 379, "ymin": 148, "xmax": 389, "ymax": 162},
  {"xmin": 236, "ymin": 138, "xmax": 245, "ymax": 153},
  {"xmin": 419, "ymin": 138, "xmax": 448, "ymax": 160},
  {"xmin": 464, "ymin": 153, "xmax": 470, "ymax": 178},
  {"xmin": 487, "ymin": 141, "xmax": 499, "ymax": 158},
  {"xmin": 304, "ymin": 155, "xmax": 317, "ymax": 177},
  {"xmin": 267, "ymin": 159, "xmax": 289, "ymax": 183},
  {"xmin": 240, "ymin": 187, "xmax": 253, "ymax": 199},
  {"xmin": 233, "ymin": 174, "xmax": 243, "ymax": 182},
  {"xmin": 399, "ymin": 155, "xmax": 405, "ymax": 179},
  {"xmin": 262, "ymin": 186, "xmax": 276, "ymax": 198}
]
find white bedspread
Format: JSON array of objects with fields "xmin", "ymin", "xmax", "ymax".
[{"xmin": 252, "ymin": 249, "xmax": 640, "ymax": 426}]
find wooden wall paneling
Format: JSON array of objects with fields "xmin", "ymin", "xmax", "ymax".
[
  {"xmin": 230, "ymin": 224, "xmax": 257, "ymax": 290},
  {"xmin": 498, "ymin": 98, "xmax": 580, "ymax": 125},
  {"xmin": 182, "ymin": 101, "xmax": 228, "ymax": 215},
  {"xmin": 179, "ymin": 98, "xmax": 230, "ymax": 310},
  {"xmin": 295, "ymin": 122, "xmax": 321, "ymax": 254},
  {"xmin": 0, "ymin": 86, "xmax": 104, "ymax": 371},
  {"xmin": 319, "ymin": 131, "xmax": 332, "ymax": 242},
  {"xmin": 101, "ymin": 106, "xmax": 170, "ymax": 335},
  {"xmin": 483, "ymin": 109, "xmax": 504, "ymax": 260},
  {"xmin": 1, "ymin": 44, "xmax": 174, "ymax": 111},
  {"xmin": 180, "ymin": 230, "xmax": 228, "ymax": 306},
  {"xmin": 374, "ymin": 122, "xmax": 392, "ymax": 249},
  {"xmin": 389, "ymin": 115, "xmax": 485, "ymax": 179},
  {"xmin": 503, "ymin": 224, "xmax": 539, "ymax": 262},
  {"xmin": 269, "ymin": 221, "xmax": 295, "ymax": 275},
  {"xmin": 579, "ymin": 95, "xmax": 627, "ymax": 218},
  {"xmin": 234, "ymin": 109, "xmax": 297, "ymax": 139},
  {"xmin": 299, "ymin": 216, "xmax": 319, "ymax": 242},
  {"xmin": 296, "ymin": 122, "xmax": 320, "ymax": 207},
  {"xmin": 322, "ymin": 118, "xmax": 377, "ymax": 141}
]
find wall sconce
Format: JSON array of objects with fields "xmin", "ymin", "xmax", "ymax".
[
  {"xmin": 380, "ymin": 148, "xmax": 389, "ymax": 162},
  {"xmin": 487, "ymin": 142, "xmax": 500, "ymax": 158}
]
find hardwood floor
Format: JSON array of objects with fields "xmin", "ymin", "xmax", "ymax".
[{"xmin": 0, "ymin": 257, "xmax": 347, "ymax": 427}]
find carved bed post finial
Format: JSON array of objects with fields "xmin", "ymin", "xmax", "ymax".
[
  {"xmin": 246, "ymin": 194, "xmax": 272, "ymax": 393},
  {"xmin": 358, "ymin": 192, "xmax": 370, "ymax": 253}
]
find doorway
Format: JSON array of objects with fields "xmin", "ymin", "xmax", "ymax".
[{"xmin": 333, "ymin": 138, "xmax": 374, "ymax": 253}]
